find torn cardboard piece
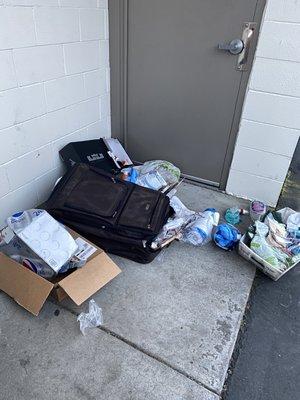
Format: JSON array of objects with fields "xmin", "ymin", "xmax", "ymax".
[{"xmin": 0, "ymin": 230, "xmax": 121, "ymax": 316}]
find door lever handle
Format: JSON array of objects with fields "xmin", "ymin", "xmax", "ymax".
[
  {"xmin": 218, "ymin": 22, "xmax": 257, "ymax": 71},
  {"xmin": 218, "ymin": 39, "xmax": 244, "ymax": 55}
]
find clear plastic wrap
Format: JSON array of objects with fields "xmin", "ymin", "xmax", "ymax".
[
  {"xmin": 122, "ymin": 160, "xmax": 180, "ymax": 190},
  {"xmin": 250, "ymin": 220, "xmax": 292, "ymax": 268},
  {"xmin": 77, "ymin": 299, "xmax": 103, "ymax": 335},
  {"xmin": 138, "ymin": 160, "xmax": 180, "ymax": 186},
  {"xmin": 182, "ymin": 209, "xmax": 220, "ymax": 246},
  {"xmin": 151, "ymin": 196, "xmax": 195, "ymax": 249}
]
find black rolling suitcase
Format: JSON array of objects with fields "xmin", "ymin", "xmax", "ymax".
[{"xmin": 44, "ymin": 164, "xmax": 171, "ymax": 263}]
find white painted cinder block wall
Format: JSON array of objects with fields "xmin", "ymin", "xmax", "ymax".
[
  {"xmin": 226, "ymin": 0, "xmax": 300, "ymax": 206},
  {"xmin": 0, "ymin": 0, "xmax": 110, "ymax": 228}
]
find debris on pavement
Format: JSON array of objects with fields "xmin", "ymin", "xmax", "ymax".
[
  {"xmin": 1, "ymin": 136, "xmax": 298, "ymax": 321},
  {"xmin": 0, "ymin": 219, "xmax": 121, "ymax": 316},
  {"xmin": 151, "ymin": 196, "xmax": 195, "ymax": 249},
  {"xmin": 182, "ymin": 208, "xmax": 220, "ymax": 246},
  {"xmin": 225, "ymin": 207, "xmax": 248, "ymax": 225},
  {"xmin": 102, "ymin": 137, "xmax": 133, "ymax": 168},
  {"xmin": 77, "ymin": 299, "xmax": 103, "ymax": 335},
  {"xmin": 122, "ymin": 160, "xmax": 180, "ymax": 191},
  {"xmin": 250, "ymin": 200, "xmax": 267, "ymax": 222},
  {"xmin": 239, "ymin": 208, "xmax": 300, "ymax": 280},
  {"xmin": 2, "ymin": 209, "xmax": 79, "ymax": 278},
  {"xmin": 213, "ymin": 223, "xmax": 241, "ymax": 251},
  {"xmin": 59, "ymin": 138, "xmax": 132, "ymax": 173}
]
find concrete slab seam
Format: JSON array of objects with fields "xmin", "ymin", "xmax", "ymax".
[{"xmin": 50, "ymin": 299, "xmax": 220, "ymax": 397}]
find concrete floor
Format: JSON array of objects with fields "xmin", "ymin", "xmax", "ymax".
[{"xmin": 0, "ymin": 183, "xmax": 255, "ymax": 399}]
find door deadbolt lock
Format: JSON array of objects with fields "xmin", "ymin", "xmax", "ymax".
[{"xmin": 218, "ymin": 39, "xmax": 244, "ymax": 55}]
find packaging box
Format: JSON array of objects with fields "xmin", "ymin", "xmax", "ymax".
[{"xmin": 0, "ymin": 229, "xmax": 121, "ymax": 315}]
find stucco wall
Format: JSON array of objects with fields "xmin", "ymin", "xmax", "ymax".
[
  {"xmin": 226, "ymin": 0, "xmax": 300, "ymax": 206},
  {"xmin": 0, "ymin": 0, "xmax": 110, "ymax": 228}
]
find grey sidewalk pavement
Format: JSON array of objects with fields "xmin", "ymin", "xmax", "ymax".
[
  {"xmin": 0, "ymin": 293, "xmax": 217, "ymax": 400},
  {"xmin": 0, "ymin": 183, "xmax": 256, "ymax": 399}
]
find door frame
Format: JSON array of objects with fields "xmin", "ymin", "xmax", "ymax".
[{"xmin": 108, "ymin": 0, "xmax": 266, "ymax": 190}]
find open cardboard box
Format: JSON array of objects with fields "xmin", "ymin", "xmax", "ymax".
[{"xmin": 0, "ymin": 229, "xmax": 121, "ymax": 316}]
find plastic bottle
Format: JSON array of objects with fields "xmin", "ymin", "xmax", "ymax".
[
  {"xmin": 225, "ymin": 207, "xmax": 249, "ymax": 225},
  {"xmin": 8, "ymin": 211, "xmax": 32, "ymax": 234},
  {"xmin": 183, "ymin": 208, "xmax": 220, "ymax": 246},
  {"xmin": 225, "ymin": 208, "xmax": 241, "ymax": 225}
]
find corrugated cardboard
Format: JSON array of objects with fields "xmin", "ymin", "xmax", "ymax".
[
  {"xmin": 0, "ymin": 230, "xmax": 121, "ymax": 316},
  {"xmin": 58, "ymin": 253, "xmax": 121, "ymax": 305},
  {"xmin": 0, "ymin": 253, "xmax": 54, "ymax": 316}
]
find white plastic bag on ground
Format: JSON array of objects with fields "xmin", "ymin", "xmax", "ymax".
[
  {"xmin": 182, "ymin": 209, "xmax": 220, "ymax": 246},
  {"xmin": 151, "ymin": 196, "xmax": 195, "ymax": 249},
  {"xmin": 77, "ymin": 299, "xmax": 103, "ymax": 335}
]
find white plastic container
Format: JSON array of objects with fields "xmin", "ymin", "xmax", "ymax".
[{"xmin": 238, "ymin": 234, "xmax": 299, "ymax": 281}]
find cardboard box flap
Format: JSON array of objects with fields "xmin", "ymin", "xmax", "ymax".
[
  {"xmin": 58, "ymin": 252, "xmax": 121, "ymax": 305},
  {"xmin": 0, "ymin": 253, "xmax": 54, "ymax": 316}
]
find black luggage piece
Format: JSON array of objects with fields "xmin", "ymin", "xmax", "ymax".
[
  {"xmin": 59, "ymin": 139, "xmax": 120, "ymax": 174},
  {"xmin": 44, "ymin": 164, "xmax": 171, "ymax": 263}
]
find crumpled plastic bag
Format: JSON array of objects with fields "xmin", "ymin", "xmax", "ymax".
[
  {"xmin": 169, "ymin": 196, "xmax": 195, "ymax": 219},
  {"xmin": 286, "ymin": 212, "xmax": 300, "ymax": 239},
  {"xmin": 213, "ymin": 223, "xmax": 241, "ymax": 250},
  {"xmin": 182, "ymin": 209, "xmax": 220, "ymax": 246},
  {"xmin": 77, "ymin": 300, "xmax": 103, "ymax": 335},
  {"xmin": 151, "ymin": 196, "xmax": 195, "ymax": 249},
  {"xmin": 139, "ymin": 160, "xmax": 180, "ymax": 184},
  {"xmin": 264, "ymin": 213, "xmax": 291, "ymax": 248},
  {"xmin": 122, "ymin": 160, "xmax": 180, "ymax": 191},
  {"xmin": 250, "ymin": 221, "xmax": 290, "ymax": 268},
  {"xmin": 250, "ymin": 234, "xmax": 281, "ymax": 268}
]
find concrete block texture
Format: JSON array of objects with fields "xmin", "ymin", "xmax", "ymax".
[
  {"xmin": 64, "ymin": 41, "xmax": 104, "ymax": 74},
  {"xmin": 0, "ymin": 7, "xmax": 36, "ymax": 49},
  {"xmin": 0, "ymin": 2, "xmax": 110, "ymax": 228},
  {"xmin": 0, "ymin": 50, "xmax": 17, "ymax": 91},
  {"xmin": 34, "ymin": 7, "xmax": 80, "ymax": 45},
  {"xmin": 13, "ymin": 45, "xmax": 65, "ymax": 86},
  {"xmin": 80, "ymin": 8, "xmax": 106, "ymax": 40},
  {"xmin": 226, "ymin": 0, "xmax": 300, "ymax": 205},
  {"xmin": 265, "ymin": 0, "xmax": 300, "ymax": 22}
]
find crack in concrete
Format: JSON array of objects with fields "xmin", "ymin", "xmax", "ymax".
[{"xmin": 49, "ymin": 299, "xmax": 220, "ymax": 398}]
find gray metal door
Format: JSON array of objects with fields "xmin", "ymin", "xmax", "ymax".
[{"xmin": 109, "ymin": 0, "xmax": 265, "ymax": 187}]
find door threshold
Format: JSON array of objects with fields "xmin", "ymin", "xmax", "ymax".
[{"xmin": 181, "ymin": 173, "xmax": 220, "ymax": 191}]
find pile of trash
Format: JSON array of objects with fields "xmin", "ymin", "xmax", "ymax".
[
  {"xmin": 247, "ymin": 208, "xmax": 300, "ymax": 271},
  {"xmin": 151, "ymin": 197, "xmax": 220, "ymax": 249},
  {"xmin": 0, "ymin": 136, "xmax": 299, "ymax": 323},
  {"xmin": 0, "ymin": 209, "xmax": 92, "ymax": 278},
  {"xmin": 122, "ymin": 160, "xmax": 181, "ymax": 191}
]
